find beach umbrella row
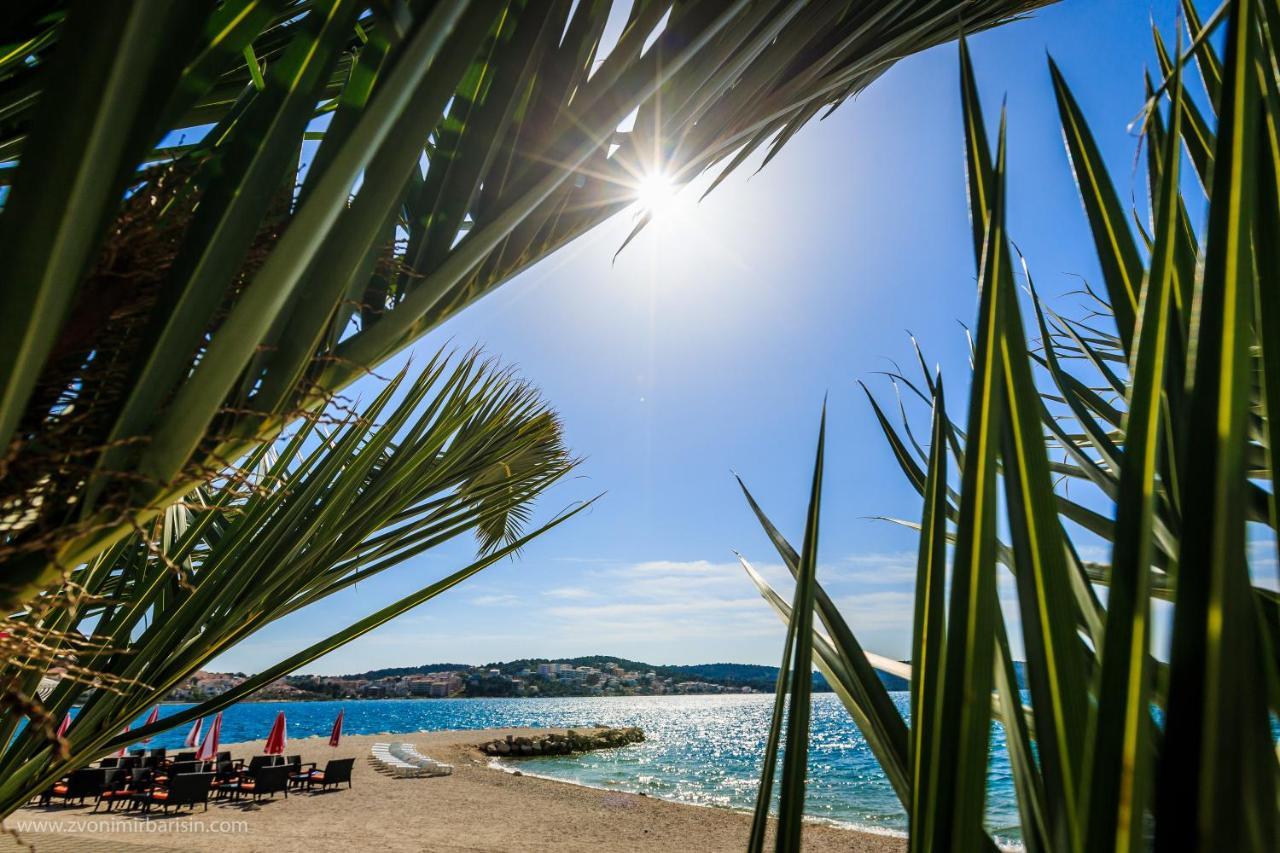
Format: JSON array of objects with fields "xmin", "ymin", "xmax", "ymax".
[
  {"xmin": 92, "ymin": 707, "xmax": 343, "ymax": 759},
  {"xmin": 263, "ymin": 709, "xmax": 342, "ymax": 752}
]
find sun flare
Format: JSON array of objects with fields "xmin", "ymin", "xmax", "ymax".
[{"xmin": 634, "ymin": 172, "xmax": 678, "ymax": 218}]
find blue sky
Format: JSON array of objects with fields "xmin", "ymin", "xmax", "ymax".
[{"xmin": 214, "ymin": 1, "xmax": 1207, "ymax": 675}]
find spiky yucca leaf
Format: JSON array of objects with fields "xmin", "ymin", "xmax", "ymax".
[{"xmin": 739, "ymin": 4, "xmax": 1279, "ymax": 849}]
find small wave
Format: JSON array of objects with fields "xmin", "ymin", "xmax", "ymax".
[{"xmin": 489, "ymin": 756, "xmax": 909, "ymax": 841}]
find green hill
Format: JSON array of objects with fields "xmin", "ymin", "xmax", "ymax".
[
  {"xmin": 320, "ymin": 655, "xmax": 996, "ymax": 693},
  {"xmin": 487, "ymin": 656, "xmax": 840, "ymax": 692}
]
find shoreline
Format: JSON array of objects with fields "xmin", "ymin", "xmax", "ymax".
[
  {"xmin": 493, "ymin": 759, "xmax": 1023, "ymax": 853},
  {"xmin": 488, "ymin": 755, "xmax": 911, "ymax": 842},
  {"xmin": 156, "ymin": 690, "xmax": 843, "ymax": 704},
  {"xmin": 7, "ymin": 728, "xmax": 905, "ymax": 853}
]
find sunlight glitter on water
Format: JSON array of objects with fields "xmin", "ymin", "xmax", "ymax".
[{"xmin": 118, "ymin": 692, "xmax": 1023, "ymax": 842}]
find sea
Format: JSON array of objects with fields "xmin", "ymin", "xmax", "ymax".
[{"xmin": 120, "ymin": 692, "xmax": 1023, "ymax": 845}]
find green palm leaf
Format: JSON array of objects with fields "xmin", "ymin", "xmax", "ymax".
[
  {"xmin": 909, "ymin": 378, "xmax": 950, "ymax": 852},
  {"xmin": 1081, "ymin": 37, "xmax": 1184, "ymax": 853},
  {"xmin": 774, "ymin": 404, "xmax": 825, "ymax": 853},
  {"xmin": 0, "ymin": 349, "xmax": 584, "ymax": 816},
  {"xmin": 1157, "ymin": 2, "xmax": 1277, "ymax": 848},
  {"xmin": 1048, "ymin": 56, "xmax": 1144, "ymax": 354},
  {"xmin": 0, "ymin": 0, "xmax": 1056, "ymax": 617},
  {"xmin": 740, "ymin": 8, "xmax": 1279, "ymax": 850}
]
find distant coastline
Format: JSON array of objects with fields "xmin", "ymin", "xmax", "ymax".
[
  {"xmin": 165, "ymin": 655, "xmax": 873, "ymax": 705},
  {"xmin": 144, "ymin": 656, "xmax": 1033, "ymax": 707}
]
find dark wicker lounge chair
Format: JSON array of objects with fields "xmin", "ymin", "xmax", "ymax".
[
  {"xmin": 235, "ymin": 754, "xmax": 275, "ymax": 774},
  {"xmin": 295, "ymin": 758, "xmax": 354, "ymax": 792},
  {"xmin": 209, "ymin": 760, "xmax": 239, "ymax": 800},
  {"xmin": 38, "ymin": 768, "xmax": 105, "ymax": 806},
  {"xmin": 288, "ymin": 763, "xmax": 308, "ymax": 790},
  {"xmin": 227, "ymin": 764, "xmax": 289, "ymax": 801},
  {"xmin": 92, "ymin": 768, "xmax": 137, "ymax": 813},
  {"xmin": 136, "ymin": 772, "xmax": 214, "ymax": 813},
  {"xmin": 152, "ymin": 760, "xmax": 203, "ymax": 786},
  {"xmin": 175, "ymin": 751, "xmax": 197, "ymax": 763}
]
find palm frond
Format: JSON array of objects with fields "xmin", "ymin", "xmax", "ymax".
[
  {"xmin": 0, "ymin": 0, "xmax": 1055, "ymax": 613},
  {"xmin": 738, "ymin": 4, "xmax": 1279, "ymax": 849},
  {"xmin": 0, "ymin": 349, "xmax": 585, "ymax": 816}
]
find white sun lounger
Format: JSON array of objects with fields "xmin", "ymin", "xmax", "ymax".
[
  {"xmin": 391, "ymin": 742, "xmax": 452, "ymax": 776},
  {"xmin": 369, "ymin": 742, "xmax": 421, "ymax": 777},
  {"xmin": 368, "ymin": 742, "xmax": 451, "ymax": 777}
]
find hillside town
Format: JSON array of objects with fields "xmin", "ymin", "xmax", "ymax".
[{"xmin": 165, "ymin": 659, "xmax": 767, "ymax": 703}]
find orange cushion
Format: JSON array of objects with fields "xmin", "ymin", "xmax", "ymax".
[
  {"xmin": 310, "ymin": 772, "xmax": 324, "ymax": 780},
  {"xmin": 52, "ymin": 784, "xmax": 68, "ymax": 795},
  {"xmin": 152, "ymin": 791, "xmax": 168, "ymax": 801},
  {"xmin": 239, "ymin": 782, "xmax": 255, "ymax": 791}
]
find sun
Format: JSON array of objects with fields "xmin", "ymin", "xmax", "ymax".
[{"xmin": 634, "ymin": 172, "xmax": 678, "ymax": 218}]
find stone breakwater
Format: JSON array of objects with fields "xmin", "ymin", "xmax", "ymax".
[{"xmin": 478, "ymin": 726, "xmax": 645, "ymax": 757}]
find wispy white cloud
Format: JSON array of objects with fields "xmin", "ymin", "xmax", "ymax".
[
  {"xmin": 598, "ymin": 558, "xmax": 790, "ymax": 598},
  {"xmin": 469, "ymin": 593, "xmax": 520, "ymax": 606},
  {"xmin": 546, "ymin": 596, "xmax": 765, "ymax": 620},
  {"xmin": 541, "ymin": 601, "xmax": 781, "ymax": 647},
  {"xmin": 1073, "ymin": 543, "xmax": 1110, "ymax": 564},
  {"xmin": 269, "ymin": 552, "xmax": 924, "ymax": 673},
  {"xmin": 525, "ymin": 556, "xmax": 919, "ymax": 658},
  {"xmin": 625, "ymin": 559, "xmax": 736, "ymax": 575},
  {"xmin": 526, "ymin": 559, "xmax": 793, "ymax": 649},
  {"xmin": 1248, "ymin": 534, "xmax": 1279, "ymax": 590},
  {"xmin": 834, "ymin": 551, "xmax": 917, "ymax": 584},
  {"xmin": 828, "ymin": 591, "xmax": 915, "ymax": 630},
  {"xmin": 542, "ymin": 586, "xmax": 598, "ymax": 600},
  {"xmin": 618, "ymin": 559, "xmax": 759, "ymax": 586}
]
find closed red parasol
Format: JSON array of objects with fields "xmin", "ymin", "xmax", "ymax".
[
  {"xmin": 328, "ymin": 709, "xmax": 344, "ymax": 747},
  {"xmin": 264, "ymin": 711, "xmax": 287, "ymax": 755},
  {"xmin": 185, "ymin": 717, "xmax": 203, "ymax": 749},
  {"xmin": 140, "ymin": 705, "xmax": 160, "ymax": 743},
  {"xmin": 196, "ymin": 712, "xmax": 222, "ymax": 761}
]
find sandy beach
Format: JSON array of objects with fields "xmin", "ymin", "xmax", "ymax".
[{"xmin": 4, "ymin": 729, "xmax": 905, "ymax": 853}]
